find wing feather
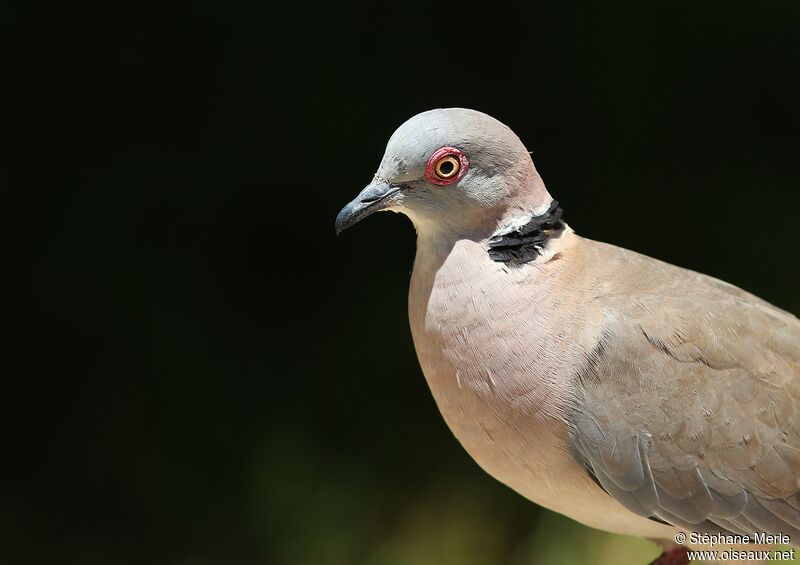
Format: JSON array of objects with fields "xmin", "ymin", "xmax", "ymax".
[{"xmin": 571, "ymin": 259, "xmax": 800, "ymax": 538}]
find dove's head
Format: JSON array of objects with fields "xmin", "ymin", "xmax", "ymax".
[{"xmin": 335, "ymin": 108, "xmax": 552, "ymax": 239}]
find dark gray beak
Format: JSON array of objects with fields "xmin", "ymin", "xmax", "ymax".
[{"xmin": 335, "ymin": 180, "xmax": 402, "ymax": 234}]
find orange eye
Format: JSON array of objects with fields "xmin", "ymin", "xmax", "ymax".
[
  {"xmin": 434, "ymin": 155, "xmax": 460, "ymax": 179},
  {"xmin": 424, "ymin": 146, "xmax": 468, "ymax": 186}
]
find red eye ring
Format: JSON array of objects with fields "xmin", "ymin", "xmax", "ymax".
[{"xmin": 424, "ymin": 146, "xmax": 469, "ymax": 186}]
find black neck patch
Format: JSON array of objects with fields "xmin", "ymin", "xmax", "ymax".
[{"xmin": 488, "ymin": 200, "xmax": 565, "ymax": 265}]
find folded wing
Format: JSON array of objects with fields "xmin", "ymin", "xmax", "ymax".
[{"xmin": 571, "ymin": 269, "xmax": 800, "ymax": 538}]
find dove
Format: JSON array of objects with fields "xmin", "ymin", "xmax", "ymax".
[{"xmin": 335, "ymin": 108, "xmax": 800, "ymax": 564}]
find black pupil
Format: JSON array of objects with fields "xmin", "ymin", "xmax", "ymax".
[{"xmin": 439, "ymin": 160, "xmax": 454, "ymax": 175}]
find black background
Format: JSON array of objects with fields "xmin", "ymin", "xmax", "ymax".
[{"xmin": 4, "ymin": 3, "xmax": 800, "ymax": 564}]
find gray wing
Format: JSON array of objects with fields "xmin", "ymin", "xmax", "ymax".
[{"xmin": 571, "ymin": 272, "xmax": 800, "ymax": 538}]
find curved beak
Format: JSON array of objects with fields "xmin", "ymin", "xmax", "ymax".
[{"xmin": 335, "ymin": 180, "xmax": 402, "ymax": 234}]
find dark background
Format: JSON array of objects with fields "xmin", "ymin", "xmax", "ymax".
[{"xmin": 4, "ymin": 3, "xmax": 799, "ymax": 564}]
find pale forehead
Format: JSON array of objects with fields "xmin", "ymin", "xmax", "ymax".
[
  {"xmin": 377, "ymin": 108, "xmax": 515, "ymax": 181},
  {"xmin": 388, "ymin": 109, "xmax": 460, "ymax": 148}
]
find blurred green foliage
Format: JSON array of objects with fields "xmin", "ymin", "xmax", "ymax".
[{"xmin": 251, "ymin": 433, "xmax": 662, "ymax": 565}]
